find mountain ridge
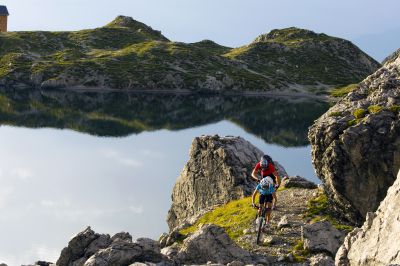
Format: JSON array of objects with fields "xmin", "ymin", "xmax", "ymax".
[{"xmin": 0, "ymin": 16, "xmax": 380, "ymax": 93}]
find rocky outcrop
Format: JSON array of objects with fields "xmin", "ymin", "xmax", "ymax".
[
  {"xmin": 54, "ymin": 225, "xmax": 270, "ymax": 266},
  {"xmin": 310, "ymin": 254, "xmax": 334, "ymax": 266},
  {"xmin": 382, "ymin": 48, "xmax": 400, "ymax": 65},
  {"xmin": 56, "ymin": 227, "xmax": 170, "ymax": 266},
  {"xmin": 167, "ymin": 135, "xmax": 287, "ymax": 230},
  {"xmin": 302, "ymin": 220, "xmax": 346, "ymax": 256},
  {"xmin": 282, "ymin": 175, "xmax": 317, "ymax": 189},
  {"xmin": 335, "ymin": 170, "xmax": 400, "ymax": 266},
  {"xmin": 309, "ymin": 51, "xmax": 400, "ymax": 224},
  {"xmin": 174, "ymin": 224, "xmax": 269, "ymax": 265}
]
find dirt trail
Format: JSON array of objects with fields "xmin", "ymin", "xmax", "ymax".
[{"xmin": 240, "ymin": 187, "xmax": 319, "ymax": 259}]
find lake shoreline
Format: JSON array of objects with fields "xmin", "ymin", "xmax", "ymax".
[{"xmin": 0, "ymin": 85, "xmax": 331, "ymax": 102}]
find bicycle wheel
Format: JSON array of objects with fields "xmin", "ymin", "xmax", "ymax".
[{"xmin": 256, "ymin": 216, "xmax": 264, "ymax": 245}]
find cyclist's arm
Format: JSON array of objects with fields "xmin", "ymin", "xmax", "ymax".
[
  {"xmin": 251, "ymin": 168, "xmax": 259, "ymax": 182},
  {"xmin": 273, "ymin": 170, "xmax": 281, "ymax": 187}
]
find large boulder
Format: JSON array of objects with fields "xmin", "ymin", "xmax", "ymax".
[
  {"xmin": 302, "ymin": 220, "xmax": 346, "ymax": 256},
  {"xmin": 309, "ymin": 253, "xmax": 334, "ymax": 266},
  {"xmin": 282, "ymin": 175, "xmax": 317, "ymax": 189},
  {"xmin": 309, "ymin": 52, "xmax": 400, "ymax": 224},
  {"xmin": 174, "ymin": 224, "xmax": 269, "ymax": 265},
  {"xmin": 335, "ymin": 169, "xmax": 400, "ymax": 266},
  {"xmin": 56, "ymin": 227, "xmax": 170, "ymax": 266},
  {"xmin": 57, "ymin": 227, "xmax": 111, "ymax": 266},
  {"xmin": 167, "ymin": 135, "xmax": 287, "ymax": 230}
]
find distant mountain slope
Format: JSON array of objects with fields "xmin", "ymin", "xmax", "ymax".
[
  {"xmin": 0, "ymin": 17, "xmax": 381, "ymax": 94},
  {"xmin": 226, "ymin": 28, "xmax": 379, "ymax": 86}
]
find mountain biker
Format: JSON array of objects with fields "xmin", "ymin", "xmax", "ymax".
[
  {"xmin": 252, "ymin": 176, "xmax": 275, "ymax": 229},
  {"xmin": 251, "ymin": 155, "xmax": 281, "ymax": 209}
]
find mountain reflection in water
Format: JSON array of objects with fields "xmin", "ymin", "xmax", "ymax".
[{"xmin": 0, "ymin": 89, "xmax": 329, "ymax": 147}]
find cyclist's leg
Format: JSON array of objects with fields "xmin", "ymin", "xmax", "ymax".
[
  {"xmin": 272, "ymin": 192, "xmax": 277, "ymax": 208},
  {"xmin": 258, "ymin": 194, "xmax": 266, "ymax": 215},
  {"xmin": 271, "ymin": 174, "xmax": 277, "ymax": 208},
  {"xmin": 265, "ymin": 194, "xmax": 273, "ymax": 223}
]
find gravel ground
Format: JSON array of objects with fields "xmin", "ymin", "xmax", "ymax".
[{"xmin": 239, "ymin": 187, "xmax": 320, "ymax": 262}]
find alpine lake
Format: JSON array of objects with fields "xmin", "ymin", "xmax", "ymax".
[{"xmin": 0, "ymin": 88, "xmax": 329, "ymax": 265}]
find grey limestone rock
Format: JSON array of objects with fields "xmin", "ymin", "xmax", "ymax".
[
  {"xmin": 309, "ymin": 253, "xmax": 334, "ymax": 266},
  {"xmin": 335, "ymin": 169, "xmax": 400, "ymax": 266},
  {"xmin": 277, "ymin": 215, "xmax": 290, "ymax": 229},
  {"xmin": 167, "ymin": 135, "xmax": 287, "ymax": 230},
  {"xmin": 309, "ymin": 52, "xmax": 400, "ymax": 224},
  {"xmin": 57, "ymin": 226, "xmax": 105, "ymax": 266},
  {"xmin": 174, "ymin": 224, "xmax": 269, "ymax": 265},
  {"xmin": 302, "ymin": 220, "xmax": 346, "ymax": 256},
  {"xmin": 56, "ymin": 227, "xmax": 171, "ymax": 266},
  {"xmin": 282, "ymin": 176, "xmax": 317, "ymax": 189}
]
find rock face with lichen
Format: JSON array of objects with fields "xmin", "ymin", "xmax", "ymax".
[
  {"xmin": 309, "ymin": 52, "xmax": 400, "ymax": 224},
  {"xmin": 335, "ymin": 170, "xmax": 400, "ymax": 266},
  {"xmin": 166, "ymin": 135, "xmax": 287, "ymax": 230}
]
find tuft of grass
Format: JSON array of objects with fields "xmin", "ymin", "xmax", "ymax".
[
  {"xmin": 304, "ymin": 192, "xmax": 354, "ymax": 233},
  {"xmin": 353, "ymin": 108, "xmax": 366, "ymax": 119},
  {"xmin": 330, "ymin": 84, "xmax": 358, "ymax": 97},
  {"xmin": 347, "ymin": 118, "xmax": 362, "ymax": 127},
  {"xmin": 329, "ymin": 111, "xmax": 343, "ymax": 117},
  {"xmin": 368, "ymin": 105, "xmax": 382, "ymax": 114},
  {"xmin": 390, "ymin": 105, "xmax": 400, "ymax": 113},
  {"xmin": 179, "ymin": 196, "xmax": 257, "ymax": 242},
  {"xmin": 291, "ymin": 239, "xmax": 310, "ymax": 262},
  {"xmin": 305, "ymin": 194, "xmax": 329, "ymax": 217}
]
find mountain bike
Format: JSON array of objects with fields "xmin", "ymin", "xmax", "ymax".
[{"xmin": 253, "ymin": 204, "xmax": 270, "ymax": 245}]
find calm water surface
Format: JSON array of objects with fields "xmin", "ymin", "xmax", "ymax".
[{"xmin": 0, "ymin": 90, "xmax": 328, "ymax": 265}]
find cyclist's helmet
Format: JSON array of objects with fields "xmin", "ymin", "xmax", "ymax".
[
  {"xmin": 260, "ymin": 155, "xmax": 269, "ymax": 168},
  {"xmin": 260, "ymin": 176, "xmax": 274, "ymax": 189}
]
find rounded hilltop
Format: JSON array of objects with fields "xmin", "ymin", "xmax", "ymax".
[
  {"xmin": 252, "ymin": 27, "xmax": 327, "ymax": 44},
  {"xmin": 105, "ymin": 15, "xmax": 168, "ymax": 40}
]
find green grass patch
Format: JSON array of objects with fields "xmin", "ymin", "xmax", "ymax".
[
  {"xmin": 329, "ymin": 111, "xmax": 343, "ymax": 117},
  {"xmin": 291, "ymin": 239, "xmax": 310, "ymax": 262},
  {"xmin": 330, "ymin": 84, "xmax": 357, "ymax": 97},
  {"xmin": 390, "ymin": 105, "xmax": 400, "ymax": 113},
  {"xmin": 368, "ymin": 105, "xmax": 382, "ymax": 114},
  {"xmin": 304, "ymin": 192, "xmax": 354, "ymax": 233},
  {"xmin": 353, "ymin": 108, "xmax": 366, "ymax": 119},
  {"xmin": 179, "ymin": 196, "xmax": 257, "ymax": 242}
]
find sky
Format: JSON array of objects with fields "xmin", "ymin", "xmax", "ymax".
[{"xmin": 1, "ymin": 0, "xmax": 400, "ymax": 60}]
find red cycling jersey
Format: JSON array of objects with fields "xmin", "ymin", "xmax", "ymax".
[{"xmin": 254, "ymin": 161, "xmax": 276, "ymax": 177}]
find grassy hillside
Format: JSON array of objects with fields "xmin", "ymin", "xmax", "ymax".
[
  {"xmin": 225, "ymin": 28, "xmax": 380, "ymax": 86},
  {"xmin": 0, "ymin": 17, "xmax": 381, "ymax": 93}
]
